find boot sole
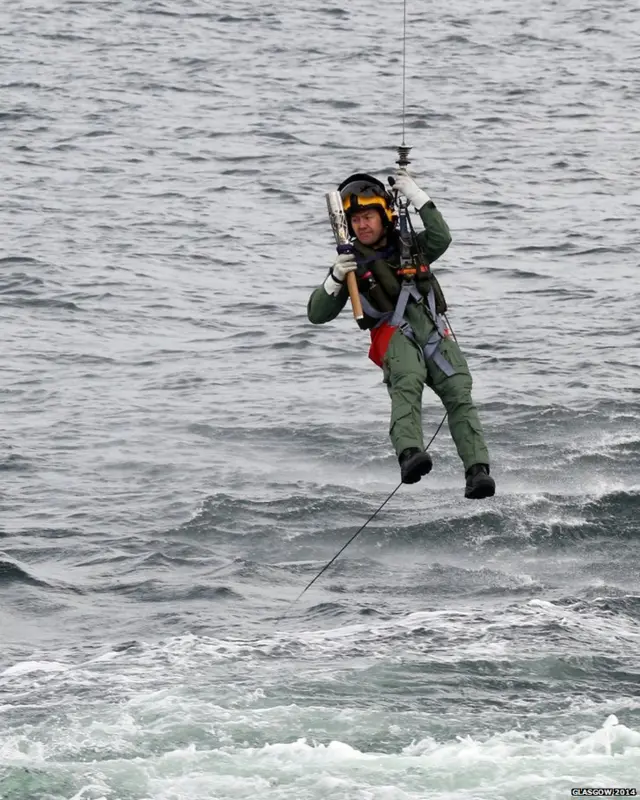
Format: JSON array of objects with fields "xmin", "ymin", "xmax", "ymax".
[
  {"xmin": 401, "ymin": 455, "xmax": 433, "ymax": 485},
  {"xmin": 465, "ymin": 478, "xmax": 496, "ymax": 499}
]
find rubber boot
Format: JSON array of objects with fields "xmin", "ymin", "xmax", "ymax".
[
  {"xmin": 465, "ymin": 464, "xmax": 495, "ymax": 499},
  {"xmin": 399, "ymin": 448, "xmax": 433, "ymax": 485}
]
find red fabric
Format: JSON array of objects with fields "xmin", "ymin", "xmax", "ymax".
[{"xmin": 368, "ymin": 321, "xmax": 398, "ymax": 368}]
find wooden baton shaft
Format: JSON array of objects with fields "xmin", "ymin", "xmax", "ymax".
[{"xmin": 346, "ymin": 271, "xmax": 364, "ymax": 320}]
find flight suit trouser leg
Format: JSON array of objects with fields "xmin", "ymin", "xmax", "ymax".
[
  {"xmin": 382, "ymin": 330, "xmax": 427, "ymax": 457},
  {"xmin": 424, "ymin": 335, "xmax": 490, "ymax": 471}
]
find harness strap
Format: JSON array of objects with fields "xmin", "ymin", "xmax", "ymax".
[
  {"xmin": 390, "ymin": 282, "xmax": 419, "ymax": 328},
  {"xmin": 358, "ymin": 294, "xmax": 391, "ymax": 325},
  {"xmin": 424, "ymin": 280, "xmax": 448, "ymax": 339},
  {"xmin": 359, "ymin": 284, "xmax": 455, "ymax": 377},
  {"xmin": 421, "ymin": 328, "xmax": 455, "ymax": 376}
]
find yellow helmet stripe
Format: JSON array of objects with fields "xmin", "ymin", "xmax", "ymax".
[{"xmin": 343, "ymin": 194, "xmax": 394, "ymax": 223}]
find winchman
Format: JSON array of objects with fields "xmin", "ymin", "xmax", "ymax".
[{"xmin": 307, "ymin": 170, "xmax": 496, "ymax": 499}]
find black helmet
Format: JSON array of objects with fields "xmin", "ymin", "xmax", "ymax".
[{"xmin": 338, "ymin": 173, "xmax": 395, "ymax": 226}]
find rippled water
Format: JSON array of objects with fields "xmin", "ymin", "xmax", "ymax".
[{"xmin": 1, "ymin": 0, "xmax": 639, "ymax": 798}]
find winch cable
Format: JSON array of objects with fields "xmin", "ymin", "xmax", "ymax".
[{"xmin": 402, "ymin": 0, "xmax": 407, "ymax": 147}]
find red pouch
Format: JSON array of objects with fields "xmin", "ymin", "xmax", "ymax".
[{"xmin": 368, "ymin": 321, "xmax": 398, "ymax": 368}]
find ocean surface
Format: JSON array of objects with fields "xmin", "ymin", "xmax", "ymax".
[{"xmin": 1, "ymin": 0, "xmax": 639, "ymax": 798}]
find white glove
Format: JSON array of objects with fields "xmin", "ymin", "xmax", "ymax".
[
  {"xmin": 393, "ymin": 171, "xmax": 431, "ymax": 210},
  {"xmin": 324, "ymin": 251, "xmax": 357, "ymax": 296}
]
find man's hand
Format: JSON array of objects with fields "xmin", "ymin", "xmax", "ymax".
[
  {"xmin": 391, "ymin": 172, "xmax": 431, "ymax": 210},
  {"xmin": 324, "ymin": 251, "xmax": 357, "ymax": 296},
  {"xmin": 331, "ymin": 252, "xmax": 357, "ymax": 283}
]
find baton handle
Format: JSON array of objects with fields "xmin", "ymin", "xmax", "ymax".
[{"xmin": 346, "ymin": 271, "xmax": 363, "ymax": 320}]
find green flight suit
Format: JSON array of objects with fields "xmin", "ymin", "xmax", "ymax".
[{"xmin": 307, "ymin": 201, "xmax": 490, "ymax": 472}]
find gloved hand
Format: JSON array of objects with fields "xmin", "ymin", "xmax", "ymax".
[
  {"xmin": 324, "ymin": 251, "xmax": 357, "ymax": 296},
  {"xmin": 331, "ymin": 251, "xmax": 357, "ymax": 282},
  {"xmin": 391, "ymin": 171, "xmax": 431, "ymax": 210}
]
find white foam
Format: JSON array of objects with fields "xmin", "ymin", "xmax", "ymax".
[
  {"xmin": 1, "ymin": 660, "xmax": 70, "ymax": 677},
  {"xmin": 67, "ymin": 785, "xmax": 111, "ymax": 800},
  {"xmin": 2, "ymin": 695, "xmax": 639, "ymax": 800}
]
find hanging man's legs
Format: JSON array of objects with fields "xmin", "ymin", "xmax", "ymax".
[
  {"xmin": 383, "ymin": 331, "xmax": 433, "ymax": 484},
  {"xmin": 425, "ymin": 336, "xmax": 495, "ymax": 499}
]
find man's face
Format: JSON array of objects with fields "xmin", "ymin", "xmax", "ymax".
[{"xmin": 350, "ymin": 208, "xmax": 384, "ymax": 246}]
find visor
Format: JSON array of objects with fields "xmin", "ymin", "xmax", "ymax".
[{"xmin": 339, "ymin": 180, "xmax": 386, "ymax": 203}]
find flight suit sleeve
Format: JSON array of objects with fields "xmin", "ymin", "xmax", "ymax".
[
  {"xmin": 415, "ymin": 201, "xmax": 452, "ymax": 263},
  {"xmin": 307, "ymin": 276, "xmax": 350, "ymax": 324}
]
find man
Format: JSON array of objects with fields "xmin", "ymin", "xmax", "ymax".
[{"xmin": 307, "ymin": 170, "xmax": 495, "ymax": 500}]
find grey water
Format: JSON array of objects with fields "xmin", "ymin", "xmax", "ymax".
[{"xmin": 1, "ymin": 0, "xmax": 639, "ymax": 798}]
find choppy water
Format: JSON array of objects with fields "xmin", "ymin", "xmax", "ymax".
[{"xmin": 1, "ymin": 0, "xmax": 639, "ymax": 798}]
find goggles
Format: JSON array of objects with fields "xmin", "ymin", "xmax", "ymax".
[{"xmin": 339, "ymin": 179, "xmax": 387, "ymax": 203}]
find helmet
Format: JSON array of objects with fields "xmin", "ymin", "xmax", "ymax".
[{"xmin": 338, "ymin": 173, "xmax": 395, "ymax": 227}]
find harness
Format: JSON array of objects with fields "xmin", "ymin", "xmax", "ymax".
[
  {"xmin": 351, "ymin": 199, "xmax": 455, "ymax": 375},
  {"xmin": 358, "ymin": 282, "xmax": 455, "ymax": 376}
]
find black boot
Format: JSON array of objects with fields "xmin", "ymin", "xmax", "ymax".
[
  {"xmin": 465, "ymin": 464, "xmax": 495, "ymax": 499},
  {"xmin": 399, "ymin": 448, "xmax": 433, "ymax": 485}
]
